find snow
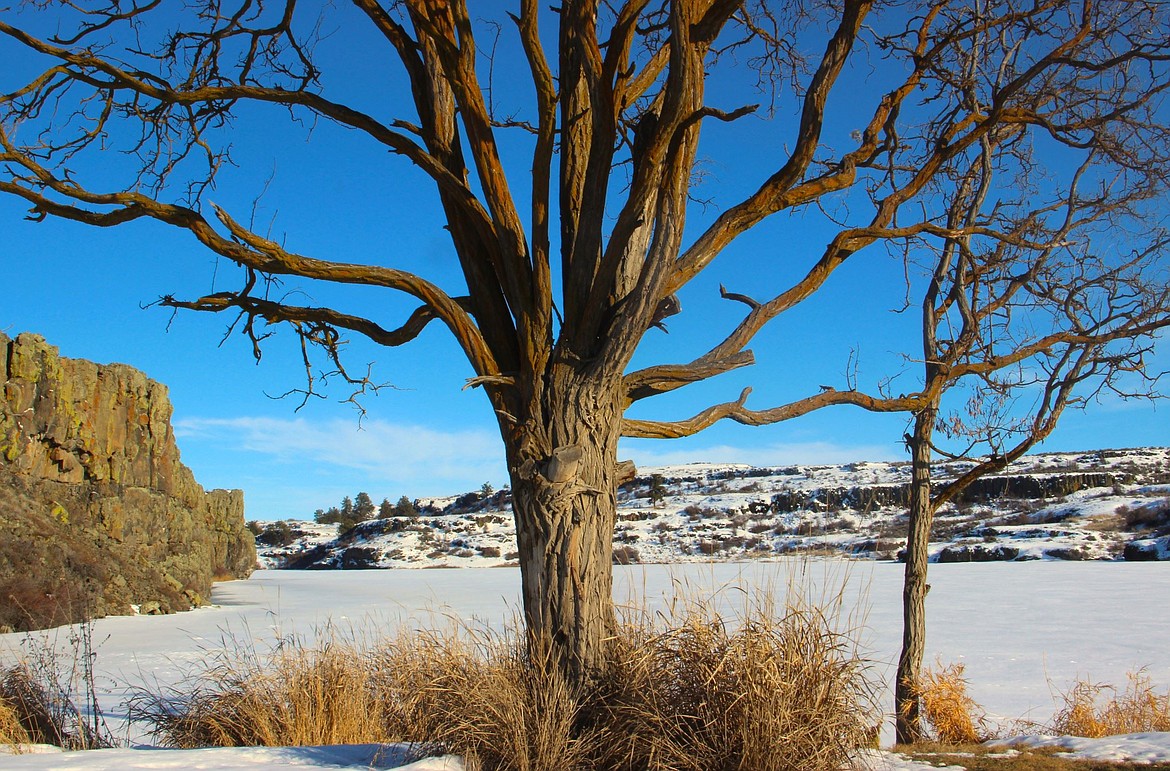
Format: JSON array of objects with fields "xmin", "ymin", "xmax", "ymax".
[
  {"xmin": 3, "ymin": 562, "xmax": 1170, "ymax": 768},
  {"xmin": 0, "ymin": 744, "xmax": 464, "ymax": 769},
  {"xmin": 992, "ymin": 733, "xmax": 1170, "ymax": 764}
]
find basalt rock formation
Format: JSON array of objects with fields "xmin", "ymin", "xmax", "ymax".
[{"xmin": 0, "ymin": 331, "xmax": 255, "ymax": 632}]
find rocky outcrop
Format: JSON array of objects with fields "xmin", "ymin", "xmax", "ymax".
[
  {"xmin": 768, "ymin": 472, "xmax": 1129, "ymax": 514},
  {"xmin": 0, "ymin": 331, "xmax": 255, "ymax": 631}
]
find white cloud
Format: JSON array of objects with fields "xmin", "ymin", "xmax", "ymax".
[{"xmin": 175, "ymin": 415, "xmax": 506, "ymax": 493}]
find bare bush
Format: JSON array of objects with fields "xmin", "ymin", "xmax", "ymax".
[
  {"xmin": 0, "ymin": 621, "xmax": 112, "ymax": 750},
  {"xmin": 910, "ymin": 662, "xmax": 991, "ymax": 745},
  {"xmin": 1053, "ymin": 671, "xmax": 1170, "ymax": 738}
]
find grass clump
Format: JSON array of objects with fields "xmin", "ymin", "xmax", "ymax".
[
  {"xmin": 1, "ymin": 620, "xmax": 112, "ymax": 752},
  {"xmin": 376, "ymin": 628, "xmax": 591, "ymax": 770},
  {"xmin": 130, "ymin": 588, "xmax": 877, "ymax": 771},
  {"xmin": 591, "ymin": 593, "xmax": 876, "ymax": 771},
  {"xmin": 1053, "ymin": 671, "xmax": 1170, "ymax": 738},
  {"xmin": 129, "ymin": 635, "xmax": 391, "ymax": 748},
  {"xmin": 0, "ymin": 681, "xmax": 33, "ymax": 749},
  {"xmin": 914, "ymin": 661, "xmax": 991, "ymax": 744}
]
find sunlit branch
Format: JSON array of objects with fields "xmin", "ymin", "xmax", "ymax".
[{"xmin": 622, "ymin": 387, "xmax": 928, "ymax": 439}]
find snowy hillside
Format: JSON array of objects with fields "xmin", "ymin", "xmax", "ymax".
[{"xmin": 254, "ymin": 447, "xmax": 1170, "ymax": 569}]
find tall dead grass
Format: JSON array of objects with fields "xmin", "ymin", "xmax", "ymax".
[
  {"xmin": 375, "ymin": 627, "xmax": 593, "ymax": 770},
  {"xmin": 913, "ymin": 661, "xmax": 990, "ymax": 744},
  {"xmin": 1, "ymin": 620, "xmax": 112, "ymax": 751},
  {"xmin": 128, "ymin": 635, "xmax": 391, "ymax": 748},
  {"xmin": 1052, "ymin": 671, "xmax": 1170, "ymax": 737},
  {"xmin": 589, "ymin": 592, "xmax": 877, "ymax": 771},
  {"xmin": 131, "ymin": 588, "xmax": 878, "ymax": 770},
  {"xmin": 0, "ymin": 683, "xmax": 33, "ymax": 748}
]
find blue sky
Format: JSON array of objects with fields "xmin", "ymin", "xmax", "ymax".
[{"xmin": 2, "ymin": 3, "xmax": 1166, "ymax": 521}]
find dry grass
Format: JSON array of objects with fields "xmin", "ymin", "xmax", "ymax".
[
  {"xmin": 0, "ymin": 621, "xmax": 112, "ymax": 751},
  {"xmin": 0, "ymin": 685, "xmax": 33, "ymax": 749},
  {"xmin": 1052, "ymin": 671, "xmax": 1170, "ymax": 738},
  {"xmin": 128, "ymin": 635, "xmax": 391, "ymax": 748},
  {"xmin": 915, "ymin": 661, "xmax": 991, "ymax": 744},
  {"xmin": 374, "ymin": 628, "xmax": 592, "ymax": 770},
  {"xmin": 589, "ymin": 592, "xmax": 877, "ymax": 771},
  {"xmin": 130, "ymin": 589, "xmax": 877, "ymax": 771}
]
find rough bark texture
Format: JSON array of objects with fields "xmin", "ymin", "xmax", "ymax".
[
  {"xmin": 0, "ymin": 331, "xmax": 255, "ymax": 631},
  {"xmin": 895, "ymin": 407, "xmax": 937, "ymax": 744},
  {"xmin": 508, "ymin": 368, "xmax": 622, "ymax": 679}
]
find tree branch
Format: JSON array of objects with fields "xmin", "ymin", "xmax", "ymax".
[{"xmin": 622, "ymin": 387, "xmax": 928, "ymax": 439}]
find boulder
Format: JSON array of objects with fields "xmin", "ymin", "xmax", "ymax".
[{"xmin": 936, "ymin": 543, "xmax": 1021, "ymax": 562}]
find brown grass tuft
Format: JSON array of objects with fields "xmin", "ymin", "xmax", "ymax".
[
  {"xmin": 915, "ymin": 661, "xmax": 991, "ymax": 744},
  {"xmin": 1, "ymin": 620, "xmax": 112, "ymax": 751},
  {"xmin": 376, "ymin": 627, "xmax": 591, "ymax": 770},
  {"xmin": 130, "ymin": 588, "xmax": 877, "ymax": 770},
  {"xmin": 590, "ymin": 593, "xmax": 876, "ymax": 771},
  {"xmin": 128, "ymin": 636, "xmax": 391, "ymax": 748},
  {"xmin": 0, "ymin": 684, "xmax": 33, "ymax": 750},
  {"xmin": 1052, "ymin": 671, "xmax": 1170, "ymax": 738}
]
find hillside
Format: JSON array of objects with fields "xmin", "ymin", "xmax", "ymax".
[{"xmin": 254, "ymin": 447, "xmax": 1170, "ymax": 569}]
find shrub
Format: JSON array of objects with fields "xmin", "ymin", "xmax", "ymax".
[
  {"xmin": 1, "ymin": 621, "xmax": 112, "ymax": 751},
  {"xmin": 1052, "ymin": 671, "xmax": 1170, "ymax": 737},
  {"xmin": 1120, "ymin": 501, "xmax": 1170, "ymax": 533},
  {"xmin": 612, "ymin": 545, "xmax": 640, "ymax": 565},
  {"xmin": 912, "ymin": 661, "xmax": 990, "ymax": 744},
  {"xmin": 255, "ymin": 521, "xmax": 296, "ymax": 547}
]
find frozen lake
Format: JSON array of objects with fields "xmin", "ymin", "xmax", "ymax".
[{"xmin": 3, "ymin": 560, "xmax": 1169, "ymax": 742}]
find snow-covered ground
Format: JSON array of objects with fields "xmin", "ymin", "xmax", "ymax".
[
  {"xmin": 255, "ymin": 447, "xmax": 1170, "ymax": 570},
  {"xmin": 3, "ymin": 562, "xmax": 1170, "ymax": 768}
]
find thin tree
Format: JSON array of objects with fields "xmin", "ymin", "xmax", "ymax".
[
  {"xmin": 890, "ymin": 131, "xmax": 1170, "ymax": 741},
  {"xmin": 2, "ymin": 0, "xmax": 1168, "ymax": 692}
]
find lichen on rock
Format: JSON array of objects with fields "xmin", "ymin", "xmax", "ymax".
[{"xmin": 0, "ymin": 331, "xmax": 255, "ymax": 631}]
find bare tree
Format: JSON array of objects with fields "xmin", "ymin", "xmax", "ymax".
[
  {"xmin": 2, "ymin": 0, "xmax": 1168, "ymax": 696},
  {"xmin": 891, "ymin": 132, "xmax": 1170, "ymax": 741}
]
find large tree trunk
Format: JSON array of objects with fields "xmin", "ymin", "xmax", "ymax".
[
  {"xmin": 895, "ymin": 405, "xmax": 937, "ymax": 744},
  {"xmin": 505, "ymin": 366, "xmax": 622, "ymax": 685}
]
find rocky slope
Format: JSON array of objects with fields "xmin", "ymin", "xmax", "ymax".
[
  {"xmin": 0, "ymin": 331, "xmax": 255, "ymax": 631},
  {"xmin": 255, "ymin": 448, "xmax": 1170, "ymax": 569}
]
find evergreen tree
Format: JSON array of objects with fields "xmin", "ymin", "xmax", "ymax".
[
  {"xmin": 394, "ymin": 496, "xmax": 418, "ymax": 518},
  {"xmin": 354, "ymin": 491, "xmax": 376, "ymax": 521},
  {"xmin": 649, "ymin": 475, "xmax": 667, "ymax": 508},
  {"xmin": 378, "ymin": 498, "xmax": 394, "ymax": 519}
]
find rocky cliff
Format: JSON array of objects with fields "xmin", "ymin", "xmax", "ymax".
[{"xmin": 0, "ymin": 331, "xmax": 255, "ymax": 631}]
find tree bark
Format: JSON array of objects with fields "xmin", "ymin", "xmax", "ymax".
[
  {"xmin": 506, "ymin": 365, "xmax": 622, "ymax": 684},
  {"xmin": 895, "ymin": 405, "xmax": 937, "ymax": 744}
]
